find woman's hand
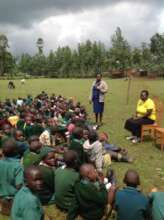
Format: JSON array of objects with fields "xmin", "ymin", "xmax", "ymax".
[{"xmin": 132, "ymin": 114, "xmax": 138, "ymax": 119}]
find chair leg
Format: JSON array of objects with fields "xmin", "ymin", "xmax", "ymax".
[
  {"xmin": 141, "ymin": 133, "xmax": 143, "ymax": 142},
  {"xmin": 150, "ymin": 129, "xmax": 153, "ymax": 139}
]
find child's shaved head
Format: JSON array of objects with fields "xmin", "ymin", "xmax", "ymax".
[
  {"xmin": 24, "ymin": 166, "xmax": 43, "ymax": 191},
  {"xmin": 72, "ymin": 127, "xmax": 83, "ymax": 139},
  {"xmin": 64, "ymin": 150, "xmax": 77, "ymax": 168},
  {"xmin": 80, "ymin": 164, "xmax": 93, "ymax": 177},
  {"xmin": 2, "ymin": 138, "xmax": 19, "ymax": 157},
  {"xmin": 123, "ymin": 170, "xmax": 140, "ymax": 187},
  {"xmin": 28, "ymin": 135, "xmax": 39, "ymax": 144},
  {"xmin": 80, "ymin": 163, "xmax": 97, "ymax": 182}
]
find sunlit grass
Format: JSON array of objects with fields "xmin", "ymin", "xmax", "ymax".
[{"xmin": 0, "ymin": 78, "xmax": 164, "ymax": 220}]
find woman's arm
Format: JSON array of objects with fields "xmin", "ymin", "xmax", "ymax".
[{"xmin": 97, "ymin": 81, "xmax": 108, "ymax": 93}]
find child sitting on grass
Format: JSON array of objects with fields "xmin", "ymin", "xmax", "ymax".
[
  {"xmin": 114, "ymin": 170, "xmax": 149, "ymax": 220},
  {"xmin": 23, "ymin": 136, "xmax": 51, "ymax": 168},
  {"xmin": 69, "ymin": 127, "xmax": 88, "ymax": 168},
  {"xmin": 38, "ymin": 149, "xmax": 56, "ymax": 205},
  {"xmin": 13, "ymin": 129, "xmax": 29, "ymax": 157},
  {"xmin": 0, "ymin": 139, "xmax": 24, "ymax": 215},
  {"xmin": 149, "ymin": 187, "xmax": 164, "ymax": 220},
  {"xmin": 54, "ymin": 150, "xmax": 80, "ymax": 211},
  {"xmin": 83, "ymin": 130, "xmax": 111, "ymax": 174},
  {"xmin": 99, "ymin": 132, "xmax": 133, "ymax": 163},
  {"xmin": 0, "ymin": 124, "xmax": 13, "ymax": 148},
  {"xmin": 68, "ymin": 163, "xmax": 116, "ymax": 220},
  {"xmin": 17, "ymin": 116, "xmax": 34, "ymax": 139},
  {"xmin": 11, "ymin": 166, "xmax": 44, "ymax": 220}
]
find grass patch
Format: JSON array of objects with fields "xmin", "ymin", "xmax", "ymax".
[{"xmin": 0, "ymin": 78, "xmax": 164, "ymax": 220}]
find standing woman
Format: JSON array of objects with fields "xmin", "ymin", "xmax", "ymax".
[{"xmin": 90, "ymin": 74, "xmax": 108, "ymax": 125}]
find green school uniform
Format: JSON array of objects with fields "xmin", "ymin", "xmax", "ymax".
[
  {"xmin": 16, "ymin": 140, "xmax": 29, "ymax": 155},
  {"xmin": 0, "ymin": 158, "xmax": 24, "ymax": 198},
  {"xmin": 54, "ymin": 167, "xmax": 79, "ymax": 210},
  {"xmin": 149, "ymin": 192, "xmax": 164, "ymax": 220},
  {"xmin": 23, "ymin": 150, "xmax": 42, "ymax": 168},
  {"xmin": 0, "ymin": 134, "xmax": 12, "ymax": 148},
  {"xmin": 38, "ymin": 165, "xmax": 55, "ymax": 205},
  {"xmin": 11, "ymin": 186, "xmax": 44, "ymax": 220},
  {"xmin": 23, "ymin": 146, "xmax": 51, "ymax": 168},
  {"xmin": 17, "ymin": 120, "xmax": 35, "ymax": 139},
  {"xmin": 16, "ymin": 120, "xmax": 25, "ymax": 130},
  {"xmin": 26, "ymin": 97, "xmax": 33, "ymax": 105},
  {"xmin": 69, "ymin": 138, "xmax": 87, "ymax": 166},
  {"xmin": 68, "ymin": 179, "xmax": 108, "ymax": 220},
  {"xmin": 33, "ymin": 124, "xmax": 44, "ymax": 136},
  {"xmin": 23, "ymin": 124, "xmax": 35, "ymax": 139}
]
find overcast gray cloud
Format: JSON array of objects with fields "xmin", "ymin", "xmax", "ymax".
[
  {"xmin": 0, "ymin": 0, "xmax": 118, "ymax": 26},
  {"xmin": 0, "ymin": 0, "xmax": 163, "ymax": 26},
  {"xmin": 0, "ymin": 0, "xmax": 164, "ymax": 55}
]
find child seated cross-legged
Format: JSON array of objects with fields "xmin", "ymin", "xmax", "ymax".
[
  {"xmin": 149, "ymin": 187, "xmax": 164, "ymax": 220},
  {"xmin": 0, "ymin": 124, "xmax": 13, "ymax": 148},
  {"xmin": 23, "ymin": 135, "xmax": 52, "ymax": 168},
  {"xmin": 13, "ymin": 129, "xmax": 29, "ymax": 158},
  {"xmin": 83, "ymin": 130, "xmax": 112, "ymax": 175},
  {"xmin": 67, "ymin": 163, "xmax": 116, "ymax": 220},
  {"xmin": 38, "ymin": 149, "xmax": 56, "ymax": 205},
  {"xmin": 54, "ymin": 150, "xmax": 80, "ymax": 211},
  {"xmin": 114, "ymin": 170, "xmax": 150, "ymax": 220},
  {"xmin": 0, "ymin": 139, "xmax": 24, "ymax": 215},
  {"xmin": 16, "ymin": 116, "xmax": 34, "ymax": 139},
  {"xmin": 69, "ymin": 127, "xmax": 88, "ymax": 168},
  {"xmin": 11, "ymin": 166, "xmax": 44, "ymax": 220}
]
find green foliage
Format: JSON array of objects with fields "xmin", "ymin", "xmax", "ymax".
[
  {"xmin": 2, "ymin": 29, "xmax": 164, "ymax": 78},
  {"xmin": 109, "ymin": 27, "xmax": 131, "ymax": 70},
  {"xmin": 150, "ymin": 33, "xmax": 164, "ymax": 61},
  {"xmin": 0, "ymin": 78, "xmax": 164, "ymax": 220}
]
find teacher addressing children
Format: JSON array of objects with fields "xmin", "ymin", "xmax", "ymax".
[{"xmin": 89, "ymin": 73, "xmax": 108, "ymax": 125}]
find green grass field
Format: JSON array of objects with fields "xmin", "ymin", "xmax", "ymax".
[{"xmin": 0, "ymin": 78, "xmax": 164, "ymax": 219}]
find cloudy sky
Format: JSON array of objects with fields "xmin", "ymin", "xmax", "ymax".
[{"xmin": 0, "ymin": 0, "xmax": 164, "ymax": 55}]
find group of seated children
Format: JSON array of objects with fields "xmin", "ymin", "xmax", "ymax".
[{"xmin": 0, "ymin": 92, "xmax": 163, "ymax": 220}]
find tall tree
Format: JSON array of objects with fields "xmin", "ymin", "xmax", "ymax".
[
  {"xmin": 150, "ymin": 33, "xmax": 164, "ymax": 60},
  {"xmin": 0, "ymin": 34, "xmax": 9, "ymax": 75},
  {"xmin": 109, "ymin": 27, "xmax": 131, "ymax": 71},
  {"xmin": 36, "ymin": 38, "xmax": 44, "ymax": 55},
  {"xmin": 18, "ymin": 53, "xmax": 33, "ymax": 74},
  {"xmin": 132, "ymin": 48, "xmax": 142, "ymax": 67}
]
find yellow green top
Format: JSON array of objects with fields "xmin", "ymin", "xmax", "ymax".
[{"xmin": 136, "ymin": 98, "xmax": 156, "ymax": 121}]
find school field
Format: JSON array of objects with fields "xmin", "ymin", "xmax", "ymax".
[{"xmin": 0, "ymin": 78, "xmax": 164, "ymax": 220}]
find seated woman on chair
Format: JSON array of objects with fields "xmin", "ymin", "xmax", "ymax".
[{"xmin": 124, "ymin": 90, "xmax": 156, "ymax": 143}]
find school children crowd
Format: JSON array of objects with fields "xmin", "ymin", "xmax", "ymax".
[{"xmin": 0, "ymin": 91, "xmax": 163, "ymax": 220}]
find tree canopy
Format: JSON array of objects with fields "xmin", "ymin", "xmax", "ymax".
[{"xmin": 1, "ymin": 28, "xmax": 164, "ymax": 78}]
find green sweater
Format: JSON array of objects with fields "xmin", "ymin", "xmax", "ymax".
[
  {"xmin": 11, "ymin": 186, "xmax": 44, "ymax": 220},
  {"xmin": 38, "ymin": 165, "xmax": 55, "ymax": 205},
  {"xmin": 69, "ymin": 138, "xmax": 87, "ymax": 166},
  {"xmin": 68, "ymin": 180, "xmax": 108, "ymax": 220},
  {"xmin": 0, "ymin": 158, "xmax": 24, "ymax": 198},
  {"xmin": 54, "ymin": 167, "xmax": 79, "ymax": 210},
  {"xmin": 23, "ymin": 147, "xmax": 52, "ymax": 168}
]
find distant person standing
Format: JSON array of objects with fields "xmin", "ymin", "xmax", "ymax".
[
  {"xmin": 89, "ymin": 74, "xmax": 108, "ymax": 125},
  {"xmin": 8, "ymin": 81, "xmax": 15, "ymax": 89}
]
